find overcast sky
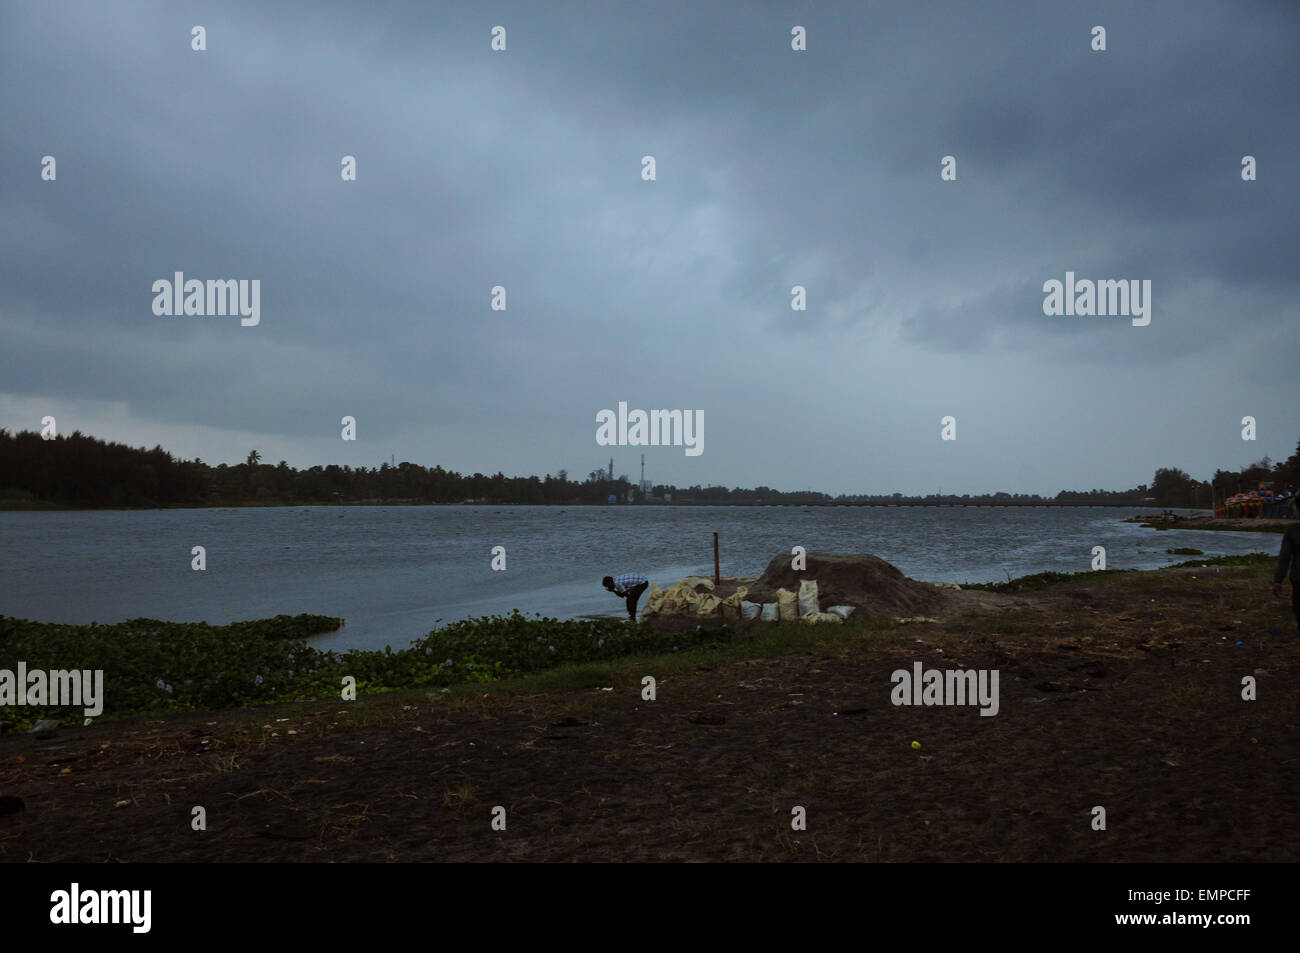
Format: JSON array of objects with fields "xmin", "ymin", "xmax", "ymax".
[{"xmin": 2, "ymin": 0, "xmax": 1296, "ymax": 496}]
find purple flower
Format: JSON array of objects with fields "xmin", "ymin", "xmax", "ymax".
[
  {"xmin": 156, "ymin": 679, "xmax": 165, "ymax": 689},
  {"xmin": 466, "ymin": 662, "xmax": 474, "ymax": 670},
  {"xmin": 598, "ymin": 639, "xmax": 604, "ymax": 647},
  {"xmin": 165, "ymin": 684, "xmax": 173, "ymax": 694},
  {"xmin": 255, "ymin": 674, "xmax": 264, "ymax": 686},
  {"xmin": 289, "ymin": 670, "xmax": 294, "ymax": 677},
  {"xmin": 425, "ymin": 648, "xmax": 432, "ymax": 656},
  {"xmin": 549, "ymin": 645, "xmax": 555, "ymax": 652}
]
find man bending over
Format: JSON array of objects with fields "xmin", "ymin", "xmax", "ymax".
[{"xmin": 604, "ymin": 572, "xmax": 649, "ymax": 621}]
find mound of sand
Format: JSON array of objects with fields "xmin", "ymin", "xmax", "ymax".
[{"xmin": 743, "ymin": 552, "xmax": 946, "ymax": 619}]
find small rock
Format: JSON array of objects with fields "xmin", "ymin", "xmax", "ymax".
[{"xmin": 28, "ymin": 719, "xmax": 59, "ymax": 739}]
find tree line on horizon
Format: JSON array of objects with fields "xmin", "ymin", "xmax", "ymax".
[{"xmin": 0, "ymin": 428, "xmax": 1296, "ymax": 509}]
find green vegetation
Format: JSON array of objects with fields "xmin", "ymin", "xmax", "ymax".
[
  {"xmin": 965, "ymin": 553, "xmax": 1274, "ymax": 591},
  {"xmin": 963, "ymin": 568, "xmax": 1133, "ymax": 593},
  {"xmin": 0, "ymin": 610, "xmax": 784, "ymax": 729},
  {"xmin": 1166, "ymin": 553, "xmax": 1271, "ymax": 569},
  {"xmin": 1, "ymin": 613, "xmax": 345, "ymax": 728}
]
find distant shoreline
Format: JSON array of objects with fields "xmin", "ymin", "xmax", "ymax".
[{"xmin": 1, "ymin": 499, "xmax": 1190, "ymax": 513}]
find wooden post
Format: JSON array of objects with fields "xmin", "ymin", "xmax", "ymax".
[{"xmin": 713, "ymin": 532, "xmax": 720, "ymax": 585}]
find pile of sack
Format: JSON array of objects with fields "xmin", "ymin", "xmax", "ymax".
[
  {"xmin": 640, "ymin": 577, "xmax": 724, "ymax": 619},
  {"xmin": 641, "ymin": 577, "xmax": 855, "ymax": 624}
]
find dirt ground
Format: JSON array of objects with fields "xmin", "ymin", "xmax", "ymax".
[{"xmin": 1, "ymin": 564, "xmax": 1296, "ymax": 862}]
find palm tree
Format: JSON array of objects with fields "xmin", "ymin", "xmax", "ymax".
[{"xmin": 246, "ymin": 449, "xmax": 261, "ymax": 467}]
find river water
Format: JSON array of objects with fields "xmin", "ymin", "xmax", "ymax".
[{"xmin": 0, "ymin": 505, "xmax": 1275, "ymax": 652}]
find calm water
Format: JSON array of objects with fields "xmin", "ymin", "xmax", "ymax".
[{"xmin": 0, "ymin": 505, "xmax": 1274, "ymax": 652}]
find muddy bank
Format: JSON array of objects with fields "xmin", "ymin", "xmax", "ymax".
[{"xmin": 1128, "ymin": 515, "xmax": 1291, "ymax": 533}]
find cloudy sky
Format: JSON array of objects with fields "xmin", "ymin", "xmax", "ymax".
[{"xmin": 2, "ymin": 0, "xmax": 1296, "ymax": 496}]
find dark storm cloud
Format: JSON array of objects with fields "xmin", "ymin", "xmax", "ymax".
[{"xmin": 1, "ymin": 0, "xmax": 1296, "ymax": 493}]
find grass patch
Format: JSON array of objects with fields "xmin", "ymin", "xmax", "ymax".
[
  {"xmin": 964, "ymin": 554, "xmax": 1274, "ymax": 593},
  {"xmin": 963, "ymin": 568, "xmax": 1132, "ymax": 593},
  {"xmin": 1166, "ymin": 553, "xmax": 1271, "ymax": 569}
]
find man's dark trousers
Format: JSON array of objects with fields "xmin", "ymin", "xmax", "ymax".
[{"xmin": 625, "ymin": 581, "xmax": 648, "ymax": 620}]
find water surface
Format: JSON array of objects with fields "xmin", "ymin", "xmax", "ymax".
[{"xmin": 0, "ymin": 505, "xmax": 1272, "ymax": 651}]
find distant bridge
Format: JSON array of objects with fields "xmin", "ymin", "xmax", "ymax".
[{"xmin": 675, "ymin": 501, "xmax": 1162, "ymax": 509}]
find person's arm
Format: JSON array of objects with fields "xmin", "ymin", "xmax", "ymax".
[{"xmin": 1275, "ymin": 529, "xmax": 1294, "ymax": 590}]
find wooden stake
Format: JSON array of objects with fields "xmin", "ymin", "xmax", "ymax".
[{"xmin": 714, "ymin": 532, "xmax": 720, "ymax": 585}]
